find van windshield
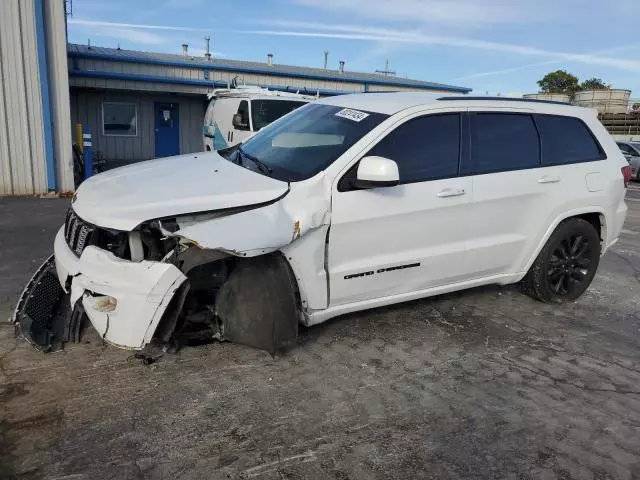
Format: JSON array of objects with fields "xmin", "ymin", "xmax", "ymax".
[
  {"xmin": 251, "ymin": 99, "xmax": 307, "ymax": 131},
  {"xmin": 237, "ymin": 103, "xmax": 388, "ymax": 181}
]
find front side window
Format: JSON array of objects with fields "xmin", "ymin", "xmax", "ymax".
[
  {"xmin": 251, "ymin": 100, "xmax": 307, "ymax": 131},
  {"xmin": 465, "ymin": 113, "xmax": 539, "ymax": 175},
  {"xmin": 535, "ymin": 115, "xmax": 604, "ymax": 166},
  {"xmin": 103, "ymin": 102, "xmax": 137, "ymax": 136},
  {"xmin": 233, "ymin": 103, "xmax": 388, "ymax": 181},
  {"xmin": 235, "ymin": 100, "xmax": 250, "ymax": 131},
  {"xmin": 366, "ymin": 114, "xmax": 460, "ymax": 183}
]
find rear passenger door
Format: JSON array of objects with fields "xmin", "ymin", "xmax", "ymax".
[
  {"xmin": 463, "ymin": 111, "xmax": 546, "ymax": 278},
  {"xmin": 464, "ymin": 110, "xmax": 606, "ymax": 279}
]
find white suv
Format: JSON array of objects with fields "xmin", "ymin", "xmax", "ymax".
[{"xmin": 15, "ymin": 93, "xmax": 631, "ymax": 353}]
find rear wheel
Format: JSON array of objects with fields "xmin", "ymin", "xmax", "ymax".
[{"xmin": 521, "ymin": 218, "xmax": 600, "ymax": 303}]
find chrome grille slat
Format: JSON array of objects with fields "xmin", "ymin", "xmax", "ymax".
[{"xmin": 63, "ymin": 209, "xmax": 96, "ymax": 257}]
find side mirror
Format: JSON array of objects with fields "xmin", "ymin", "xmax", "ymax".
[
  {"xmin": 354, "ymin": 156, "xmax": 400, "ymax": 189},
  {"xmin": 203, "ymin": 124, "xmax": 215, "ymax": 138},
  {"xmin": 232, "ymin": 113, "xmax": 248, "ymax": 129}
]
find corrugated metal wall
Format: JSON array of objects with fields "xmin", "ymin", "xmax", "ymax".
[
  {"xmin": 44, "ymin": 0, "xmax": 73, "ymax": 193},
  {"xmin": 71, "ymin": 57, "xmax": 457, "ymax": 96},
  {"xmin": 72, "ymin": 58, "xmax": 366, "ymax": 94},
  {"xmin": 0, "ymin": 0, "xmax": 47, "ymax": 195},
  {"xmin": 70, "ymin": 91, "xmax": 205, "ymax": 165},
  {"xmin": 0, "ymin": 0, "xmax": 73, "ymax": 195}
]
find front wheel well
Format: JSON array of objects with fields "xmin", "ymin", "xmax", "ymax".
[{"xmin": 156, "ymin": 250, "xmax": 302, "ymax": 352}]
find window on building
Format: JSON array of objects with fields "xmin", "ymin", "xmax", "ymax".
[
  {"xmin": 466, "ymin": 113, "xmax": 540, "ymax": 174},
  {"xmin": 366, "ymin": 113, "xmax": 461, "ymax": 183},
  {"xmin": 535, "ymin": 115, "xmax": 605, "ymax": 166},
  {"xmin": 102, "ymin": 102, "xmax": 137, "ymax": 136}
]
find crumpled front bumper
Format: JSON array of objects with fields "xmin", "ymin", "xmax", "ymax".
[{"xmin": 16, "ymin": 227, "xmax": 187, "ymax": 351}]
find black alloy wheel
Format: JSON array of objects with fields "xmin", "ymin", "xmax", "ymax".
[
  {"xmin": 522, "ymin": 218, "xmax": 600, "ymax": 303},
  {"xmin": 546, "ymin": 233, "xmax": 592, "ymax": 296}
]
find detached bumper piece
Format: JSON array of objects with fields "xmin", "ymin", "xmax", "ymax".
[{"xmin": 13, "ymin": 255, "xmax": 86, "ymax": 352}]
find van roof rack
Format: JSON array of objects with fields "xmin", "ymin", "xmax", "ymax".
[{"xmin": 437, "ymin": 96, "xmax": 571, "ymax": 106}]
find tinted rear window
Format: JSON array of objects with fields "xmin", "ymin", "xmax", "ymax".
[
  {"xmin": 535, "ymin": 115, "xmax": 604, "ymax": 166},
  {"xmin": 466, "ymin": 113, "xmax": 540, "ymax": 174}
]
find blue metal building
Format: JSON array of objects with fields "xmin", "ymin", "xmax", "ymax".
[{"xmin": 68, "ymin": 44, "xmax": 471, "ymax": 168}]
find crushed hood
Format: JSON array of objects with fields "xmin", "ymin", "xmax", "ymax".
[{"xmin": 71, "ymin": 152, "xmax": 289, "ymax": 231}]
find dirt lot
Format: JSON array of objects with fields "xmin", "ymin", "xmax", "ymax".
[{"xmin": 1, "ymin": 186, "xmax": 640, "ymax": 480}]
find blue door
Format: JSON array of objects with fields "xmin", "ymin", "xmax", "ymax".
[{"xmin": 154, "ymin": 102, "xmax": 180, "ymax": 158}]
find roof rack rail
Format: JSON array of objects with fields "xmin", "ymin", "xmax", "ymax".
[{"xmin": 437, "ymin": 96, "xmax": 571, "ymax": 106}]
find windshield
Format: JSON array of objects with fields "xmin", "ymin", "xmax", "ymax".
[
  {"xmin": 251, "ymin": 99, "xmax": 307, "ymax": 131},
  {"xmin": 237, "ymin": 103, "xmax": 388, "ymax": 181}
]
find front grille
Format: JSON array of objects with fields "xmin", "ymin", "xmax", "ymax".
[{"xmin": 64, "ymin": 209, "xmax": 96, "ymax": 257}]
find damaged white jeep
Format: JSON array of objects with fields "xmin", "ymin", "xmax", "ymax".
[{"xmin": 15, "ymin": 93, "xmax": 629, "ymax": 353}]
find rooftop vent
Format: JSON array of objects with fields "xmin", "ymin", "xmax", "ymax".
[{"xmin": 204, "ymin": 36, "xmax": 211, "ymax": 61}]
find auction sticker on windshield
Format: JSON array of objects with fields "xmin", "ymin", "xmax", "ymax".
[{"xmin": 335, "ymin": 108, "xmax": 370, "ymax": 122}]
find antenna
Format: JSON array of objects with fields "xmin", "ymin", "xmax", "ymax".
[{"xmin": 375, "ymin": 59, "xmax": 396, "ymax": 76}]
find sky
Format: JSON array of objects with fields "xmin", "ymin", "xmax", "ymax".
[{"xmin": 67, "ymin": 0, "xmax": 640, "ymax": 97}]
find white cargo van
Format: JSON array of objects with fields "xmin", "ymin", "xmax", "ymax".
[{"xmin": 203, "ymin": 86, "xmax": 315, "ymax": 151}]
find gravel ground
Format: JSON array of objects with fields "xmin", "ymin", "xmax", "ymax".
[{"xmin": 1, "ymin": 185, "xmax": 640, "ymax": 480}]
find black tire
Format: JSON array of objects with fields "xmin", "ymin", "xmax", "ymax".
[{"xmin": 521, "ymin": 218, "xmax": 600, "ymax": 303}]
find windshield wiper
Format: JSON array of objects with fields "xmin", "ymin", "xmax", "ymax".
[{"xmin": 238, "ymin": 146, "xmax": 273, "ymax": 177}]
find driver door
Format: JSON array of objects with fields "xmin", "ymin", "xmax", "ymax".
[{"xmin": 327, "ymin": 112, "xmax": 473, "ymax": 306}]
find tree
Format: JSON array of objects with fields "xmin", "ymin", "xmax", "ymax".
[
  {"xmin": 537, "ymin": 70, "xmax": 579, "ymax": 95},
  {"xmin": 580, "ymin": 78, "xmax": 609, "ymax": 90},
  {"xmin": 633, "ymin": 103, "xmax": 640, "ymax": 111}
]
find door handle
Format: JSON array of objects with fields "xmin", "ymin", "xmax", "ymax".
[
  {"xmin": 437, "ymin": 188, "xmax": 466, "ymax": 198},
  {"xmin": 538, "ymin": 176, "xmax": 561, "ymax": 184}
]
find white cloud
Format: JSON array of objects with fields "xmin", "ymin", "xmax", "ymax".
[
  {"xmin": 244, "ymin": 23, "xmax": 640, "ymax": 73},
  {"xmin": 68, "ymin": 19, "xmax": 209, "ymax": 32},
  {"xmin": 292, "ymin": 0, "xmax": 539, "ymax": 26},
  {"xmin": 100, "ymin": 28, "xmax": 165, "ymax": 45},
  {"xmin": 456, "ymin": 44, "xmax": 640, "ymax": 80}
]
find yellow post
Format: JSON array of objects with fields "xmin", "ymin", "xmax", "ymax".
[{"xmin": 75, "ymin": 123, "xmax": 83, "ymax": 153}]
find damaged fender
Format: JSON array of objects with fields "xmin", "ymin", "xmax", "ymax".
[{"xmin": 175, "ymin": 177, "xmax": 331, "ymax": 256}]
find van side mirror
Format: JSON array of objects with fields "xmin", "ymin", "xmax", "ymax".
[
  {"xmin": 203, "ymin": 124, "xmax": 215, "ymax": 138},
  {"xmin": 232, "ymin": 113, "xmax": 248, "ymax": 129},
  {"xmin": 354, "ymin": 156, "xmax": 400, "ymax": 189}
]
